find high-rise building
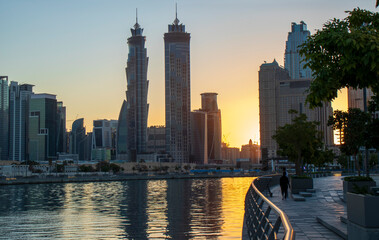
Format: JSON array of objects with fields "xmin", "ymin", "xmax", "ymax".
[
  {"xmin": 122, "ymin": 16, "xmax": 149, "ymax": 161},
  {"xmin": 69, "ymin": 118, "xmax": 90, "ymax": 160},
  {"xmin": 9, "ymin": 81, "xmax": 34, "ymax": 161},
  {"xmin": 117, "ymin": 100, "xmax": 128, "ymax": 160},
  {"xmin": 56, "ymin": 101, "xmax": 67, "ymax": 154},
  {"xmin": 259, "ymin": 60, "xmax": 333, "ymax": 169},
  {"xmin": 240, "ymin": 140, "xmax": 260, "ymax": 164},
  {"xmin": 201, "ymin": 93, "xmax": 222, "ymax": 161},
  {"xmin": 284, "ymin": 21, "xmax": 311, "ymax": 80},
  {"xmin": 164, "ymin": 10, "xmax": 191, "ymax": 163},
  {"xmin": 0, "ymin": 76, "xmax": 9, "ymax": 160},
  {"xmin": 348, "ymin": 88, "xmax": 374, "ymax": 111},
  {"xmin": 91, "ymin": 119, "xmax": 117, "ymax": 161},
  {"xmin": 147, "ymin": 126, "xmax": 166, "ymax": 153},
  {"xmin": 221, "ymin": 143, "xmax": 240, "ymax": 165},
  {"xmin": 259, "ymin": 60, "xmax": 290, "ymax": 166},
  {"xmin": 28, "ymin": 94, "xmax": 57, "ymax": 161},
  {"xmin": 190, "ymin": 110, "xmax": 208, "ymax": 164},
  {"xmin": 190, "ymin": 93, "xmax": 222, "ymax": 164}
]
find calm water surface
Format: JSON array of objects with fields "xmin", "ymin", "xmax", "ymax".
[{"xmin": 0, "ymin": 177, "xmax": 254, "ymax": 239}]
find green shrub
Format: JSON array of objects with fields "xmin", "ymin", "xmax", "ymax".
[
  {"xmin": 344, "ymin": 176, "xmax": 374, "ymax": 182},
  {"xmin": 291, "ymin": 175, "xmax": 312, "ymax": 179}
]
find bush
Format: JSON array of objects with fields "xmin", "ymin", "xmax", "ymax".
[
  {"xmin": 344, "ymin": 176, "xmax": 374, "ymax": 182},
  {"xmin": 291, "ymin": 175, "xmax": 312, "ymax": 179},
  {"xmin": 79, "ymin": 165, "xmax": 95, "ymax": 172}
]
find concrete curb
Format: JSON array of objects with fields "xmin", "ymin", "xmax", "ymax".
[{"xmin": 316, "ymin": 216, "xmax": 347, "ymax": 240}]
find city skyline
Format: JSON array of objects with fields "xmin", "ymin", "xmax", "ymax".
[{"xmin": 0, "ymin": 0, "xmax": 376, "ymax": 148}]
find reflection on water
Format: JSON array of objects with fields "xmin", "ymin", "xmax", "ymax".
[{"xmin": 0, "ymin": 177, "xmax": 254, "ymax": 239}]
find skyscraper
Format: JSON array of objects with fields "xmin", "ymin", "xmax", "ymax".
[
  {"xmin": 123, "ymin": 14, "xmax": 149, "ymax": 161},
  {"xmin": 56, "ymin": 101, "xmax": 67, "ymax": 154},
  {"xmin": 284, "ymin": 21, "xmax": 311, "ymax": 80},
  {"xmin": 117, "ymin": 100, "xmax": 128, "ymax": 159},
  {"xmin": 9, "ymin": 81, "xmax": 34, "ymax": 161},
  {"xmin": 200, "ymin": 93, "xmax": 222, "ymax": 161},
  {"xmin": 0, "ymin": 76, "xmax": 9, "ymax": 160},
  {"xmin": 28, "ymin": 94, "xmax": 57, "ymax": 162},
  {"xmin": 259, "ymin": 60, "xmax": 334, "ymax": 169},
  {"xmin": 190, "ymin": 110, "xmax": 208, "ymax": 164},
  {"xmin": 69, "ymin": 118, "xmax": 89, "ymax": 160},
  {"xmin": 92, "ymin": 119, "xmax": 113, "ymax": 161},
  {"xmin": 348, "ymin": 88, "xmax": 374, "ymax": 111},
  {"xmin": 165, "ymin": 9, "xmax": 191, "ymax": 163},
  {"xmin": 259, "ymin": 60, "xmax": 290, "ymax": 166}
]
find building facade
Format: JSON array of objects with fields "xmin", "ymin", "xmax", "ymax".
[
  {"xmin": 221, "ymin": 143, "xmax": 240, "ymax": 165},
  {"xmin": 190, "ymin": 110, "xmax": 208, "ymax": 164},
  {"xmin": 240, "ymin": 140, "xmax": 260, "ymax": 164},
  {"xmin": 284, "ymin": 21, "xmax": 311, "ymax": 80},
  {"xmin": 56, "ymin": 101, "xmax": 67, "ymax": 154},
  {"xmin": 122, "ymin": 18, "xmax": 149, "ymax": 161},
  {"xmin": 117, "ymin": 100, "xmax": 128, "ymax": 160},
  {"xmin": 0, "ymin": 76, "xmax": 9, "ymax": 160},
  {"xmin": 91, "ymin": 119, "xmax": 117, "ymax": 161},
  {"xmin": 147, "ymin": 126, "xmax": 166, "ymax": 154},
  {"xmin": 259, "ymin": 60, "xmax": 289, "ymax": 165},
  {"xmin": 200, "ymin": 93, "xmax": 222, "ymax": 161},
  {"xmin": 259, "ymin": 60, "xmax": 333, "ymax": 168},
  {"xmin": 28, "ymin": 94, "xmax": 57, "ymax": 161},
  {"xmin": 164, "ymin": 13, "xmax": 191, "ymax": 163},
  {"xmin": 9, "ymin": 82, "xmax": 34, "ymax": 161},
  {"xmin": 69, "ymin": 118, "xmax": 90, "ymax": 160},
  {"xmin": 348, "ymin": 87, "xmax": 374, "ymax": 111}
]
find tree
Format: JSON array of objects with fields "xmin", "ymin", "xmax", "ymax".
[
  {"xmin": 273, "ymin": 110, "xmax": 323, "ymax": 175},
  {"xmin": 329, "ymin": 108, "xmax": 371, "ymax": 176},
  {"xmin": 299, "ymin": 8, "xmax": 379, "ymax": 108}
]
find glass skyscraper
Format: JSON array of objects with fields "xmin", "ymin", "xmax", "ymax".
[
  {"xmin": 123, "ymin": 17, "xmax": 149, "ymax": 161},
  {"xmin": 9, "ymin": 81, "xmax": 34, "ymax": 161},
  {"xmin": 117, "ymin": 100, "xmax": 128, "ymax": 159},
  {"xmin": 284, "ymin": 21, "xmax": 311, "ymax": 80},
  {"xmin": 28, "ymin": 94, "xmax": 57, "ymax": 162},
  {"xmin": 164, "ymin": 12, "xmax": 191, "ymax": 163},
  {"xmin": 0, "ymin": 76, "xmax": 9, "ymax": 160}
]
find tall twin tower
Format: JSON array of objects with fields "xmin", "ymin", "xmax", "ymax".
[{"xmin": 117, "ymin": 10, "xmax": 191, "ymax": 163}]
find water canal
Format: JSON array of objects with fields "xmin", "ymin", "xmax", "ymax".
[{"xmin": 0, "ymin": 177, "xmax": 254, "ymax": 239}]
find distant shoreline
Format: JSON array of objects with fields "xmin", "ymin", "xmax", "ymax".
[{"xmin": 0, "ymin": 172, "xmax": 259, "ymax": 186}]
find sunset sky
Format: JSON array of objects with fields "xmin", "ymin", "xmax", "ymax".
[{"xmin": 0, "ymin": 0, "xmax": 376, "ymax": 148}]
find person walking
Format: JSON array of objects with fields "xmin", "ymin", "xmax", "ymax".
[{"xmin": 280, "ymin": 171, "xmax": 290, "ymax": 200}]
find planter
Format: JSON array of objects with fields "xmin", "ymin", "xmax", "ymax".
[
  {"xmin": 343, "ymin": 180, "xmax": 376, "ymax": 200},
  {"xmin": 347, "ymin": 192, "xmax": 379, "ymax": 228},
  {"xmin": 290, "ymin": 177, "xmax": 313, "ymax": 194},
  {"xmin": 346, "ymin": 192, "xmax": 379, "ymax": 239}
]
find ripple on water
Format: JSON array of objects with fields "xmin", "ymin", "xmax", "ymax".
[{"xmin": 0, "ymin": 177, "xmax": 254, "ymax": 239}]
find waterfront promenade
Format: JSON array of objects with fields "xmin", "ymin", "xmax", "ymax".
[{"xmin": 243, "ymin": 175, "xmax": 379, "ymax": 239}]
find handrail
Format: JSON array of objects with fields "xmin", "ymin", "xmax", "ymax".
[{"xmin": 244, "ymin": 175, "xmax": 295, "ymax": 240}]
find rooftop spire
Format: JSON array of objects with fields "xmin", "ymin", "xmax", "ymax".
[
  {"xmin": 173, "ymin": 3, "xmax": 179, "ymax": 25},
  {"xmin": 134, "ymin": 8, "xmax": 140, "ymax": 29}
]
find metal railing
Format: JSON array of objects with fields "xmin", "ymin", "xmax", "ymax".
[{"xmin": 244, "ymin": 175, "xmax": 295, "ymax": 240}]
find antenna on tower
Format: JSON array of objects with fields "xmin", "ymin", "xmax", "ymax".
[
  {"xmin": 173, "ymin": 3, "xmax": 180, "ymax": 25},
  {"xmin": 134, "ymin": 8, "xmax": 140, "ymax": 29}
]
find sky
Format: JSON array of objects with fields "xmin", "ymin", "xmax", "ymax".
[{"xmin": 0, "ymin": 0, "xmax": 377, "ymax": 148}]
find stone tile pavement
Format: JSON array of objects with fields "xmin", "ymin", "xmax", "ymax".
[
  {"xmin": 243, "ymin": 174, "xmax": 379, "ymax": 239},
  {"xmin": 268, "ymin": 176, "xmax": 346, "ymax": 239}
]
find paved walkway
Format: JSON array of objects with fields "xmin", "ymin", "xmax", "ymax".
[
  {"xmin": 243, "ymin": 174, "xmax": 379, "ymax": 239},
  {"xmin": 269, "ymin": 176, "xmax": 346, "ymax": 239}
]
